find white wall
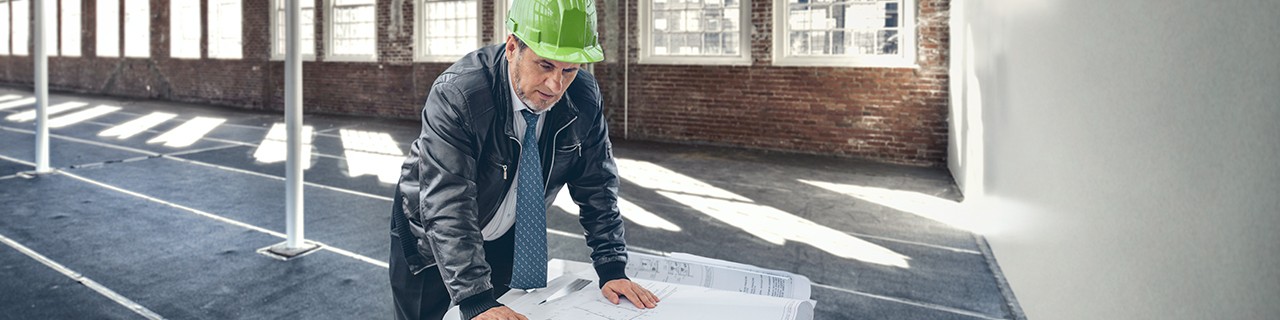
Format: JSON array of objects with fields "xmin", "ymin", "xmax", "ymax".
[{"xmin": 950, "ymin": 0, "xmax": 1280, "ymax": 318}]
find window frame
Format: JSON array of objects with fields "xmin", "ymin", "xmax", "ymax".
[
  {"xmin": 491, "ymin": 0, "xmax": 510, "ymax": 45},
  {"xmin": 771, "ymin": 0, "xmax": 917, "ymax": 68},
  {"xmin": 413, "ymin": 0, "xmax": 481, "ymax": 62},
  {"xmin": 269, "ymin": 0, "xmax": 317, "ymax": 61},
  {"xmin": 323, "ymin": 0, "xmax": 377, "ymax": 62},
  {"xmin": 637, "ymin": 0, "xmax": 752, "ymax": 66},
  {"xmin": 207, "ymin": 0, "xmax": 242, "ymax": 59}
]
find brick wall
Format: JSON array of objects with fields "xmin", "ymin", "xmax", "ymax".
[
  {"xmin": 0, "ymin": 0, "xmax": 950, "ymax": 166},
  {"xmin": 596, "ymin": 0, "xmax": 950, "ymax": 166}
]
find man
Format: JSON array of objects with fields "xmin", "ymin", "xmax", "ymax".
[{"xmin": 389, "ymin": 0, "xmax": 659, "ymax": 319}]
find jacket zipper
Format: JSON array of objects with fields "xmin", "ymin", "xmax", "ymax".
[
  {"xmin": 507, "ymin": 135, "xmax": 521, "ymax": 180},
  {"xmin": 545, "ymin": 115, "xmax": 578, "ymax": 190}
]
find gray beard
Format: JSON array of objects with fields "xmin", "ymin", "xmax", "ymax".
[
  {"xmin": 513, "ymin": 78, "xmax": 536, "ymax": 110},
  {"xmin": 512, "ymin": 54, "xmax": 560, "ymax": 112}
]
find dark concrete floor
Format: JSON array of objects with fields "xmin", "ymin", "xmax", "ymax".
[{"xmin": 0, "ymin": 87, "xmax": 1020, "ymax": 319}]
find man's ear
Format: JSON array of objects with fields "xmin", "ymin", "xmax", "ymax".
[{"xmin": 504, "ymin": 35, "xmax": 518, "ymax": 62}]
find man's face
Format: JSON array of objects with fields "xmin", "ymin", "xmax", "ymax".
[{"xmin": 505, "ymin": 35, "xmax": 582, "ymax": 112}]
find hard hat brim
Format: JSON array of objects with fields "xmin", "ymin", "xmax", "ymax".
[{"xmin": 524, "ymin": 40, "xmax": 605, "ymax": 64}]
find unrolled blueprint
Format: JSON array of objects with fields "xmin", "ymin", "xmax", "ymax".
[
  {"xmin": 624, "ymin": 252, "xmax": 812, "ymax": 300},
  {"xmin": 508, "ymin": 278, "xmax": 814, "ymax": 320}
]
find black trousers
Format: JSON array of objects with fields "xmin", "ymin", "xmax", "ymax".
[{"xmin": 390, "ymin": 229, "xmax": 515, "ymax": 320}]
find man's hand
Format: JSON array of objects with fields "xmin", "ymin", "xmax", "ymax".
[
  {"xmin": 600, "ymin": 279, "xmax": 661, "ymax": 309},
  {"xmin": 473, "ymin": 306, "xmax": 526, "ymax": 320}
]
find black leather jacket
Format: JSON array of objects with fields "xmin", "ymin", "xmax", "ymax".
[{"xmin": 394, "ymin": 44, "xmax": 627, "ymax": 305}]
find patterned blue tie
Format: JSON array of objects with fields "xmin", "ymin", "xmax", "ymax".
[{"xmin": 510, "ymin": 109, "xmax": 547, "ymax": 289}]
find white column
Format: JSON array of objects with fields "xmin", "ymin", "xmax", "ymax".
[
  {"xmin": 33, "ymin": 0, "xmax": 51, "ymax": 173},
  {"xmin": 284, "ymin": 0, "xmax": 305, "ymax": 249}
]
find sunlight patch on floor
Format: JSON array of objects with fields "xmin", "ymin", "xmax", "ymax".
[
  {"xmin": 5, "ymin": 101, "xmax": 89, "ymax": 122},
  {"xmin": 147, "ymin": 117, "xmax": 225, "ymax": 148},
  {"xmin": 0, "ymin": 97, "xmax": 35, "ymax": 111},
  {"xmin": 800, "ymin": 179, "xmax": 998, "ymax": 235},
  {"xmin": 552, "ymin": 187, "xmax": 683, "ymax": 232},
  {"xmin": 48, "ymin": 105, "xmax": 121, "ymax": 128},
  {"xmin": 616, "ymin": 159, "xmax": 911, "ymax": 268},
  {"xmin": 339, "ymin": 129, "xmax": 403, "ymax": 184},
  {"xmin": 252, "ymin": 123, "xmax": 315, "ymax": 169},
  {"xmin": 99, "ymin": 112, "xmax": 176, "ymax": 140}
]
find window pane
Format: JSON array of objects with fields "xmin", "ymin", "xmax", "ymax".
[
  {"xmin": 878, "ymin": 30, "xmax": 898, "ymax": 55},
  {"xmin": 13, "ymin": 0, "xmax": 27, "ymax": 55},
  {"xmin": 331, "ymin": 2, "xmax": 374, "ymax": 56},
  {"xmin": 649, "ymin": 0, "xmax": 740, "ymax": 57},
  {"xmin": 702, "ymin": 32, "xmax": 720, "ymax": 54},
  {"xmin": 124, "ymin": 0, "xmax": 148, "ymax": 57},
  {"xmin": 723, "ymin": 31, "xmax": 737, "ymax": 54},
  {"xmin": 830, "ymin": 29, "xmax": 844, "ymax": 55},
  {"xmin": 97, "ymin": 0, "xmax": 118, "ymax": 56},
  {"xmin": 787, "ymin": 5, "xmax": 807, "ymax": 30},
  {"xmin": 304, "ymin": 7, "xmax": 315, "ymax": 53},
  {"xmin": 684, "ymin": 10, "xmax": 699, "ymax": 32},
  {"xmin": 703, "ymin": 8, "xmax": 719, "ymax": 31},
  {"xmin": 845, "ymin": 2, "xmax": 880, "ymax": 29},
  {"xmin": 420, "ymin": 0, "xmax": 477, "ymax": 57},
  {"xmin": 811, "ymin": 31, "xmax": 828, "ymax": 54},
  {"xmin": 43, "ymin": 0, "xmax": 55, "ymax": 54},
  {"xmin": 724, "ymin": 8, "xmax": 737, "ymax": 31},
  {"xmin": 1, "ymin": 1, "xmax": 11, "ymax": 55},
  {"xmin": 653, "ymin": 33, "xmax": 667, "ymax": 54},
  {"xmin": 851, "ymin": 30, "xmax": 874, "ymax": 54},
  {"xmin": 683, "ymin": 33, "xmax": 700, "ymax": 54},
  {"xmin": 884, "ymin": 2, "xmax": 898, "ymax": 28},
  {"xmin": 170, "ymin": 0, "xmax": 200, "ymax": 58},
  {"xmin": 62, "ymin": 0, "xmax": 82, "ymax": 56},
  {"xmin": 275, "ymin": 0, "xmax": 316, "ymax": 56},
  {"xmin": 787, "ymin": 0, "xmax": 904, "ymax": 58},
  {"xmin": 210, "ymin": 0, "xmax": 241, "ymax": 59},
  {"xmin": 789, "ymin": 31, "xmax": 807, "ymax": 55}
]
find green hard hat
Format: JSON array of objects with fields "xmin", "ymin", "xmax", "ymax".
[{"xmin": 506, "ymin": 0, "xmax": 604, "ymax": 64}]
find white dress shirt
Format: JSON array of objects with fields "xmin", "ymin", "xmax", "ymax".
[{"xmin": 480, "ymin": 73, "xmax": 548, "ymax": 241}]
